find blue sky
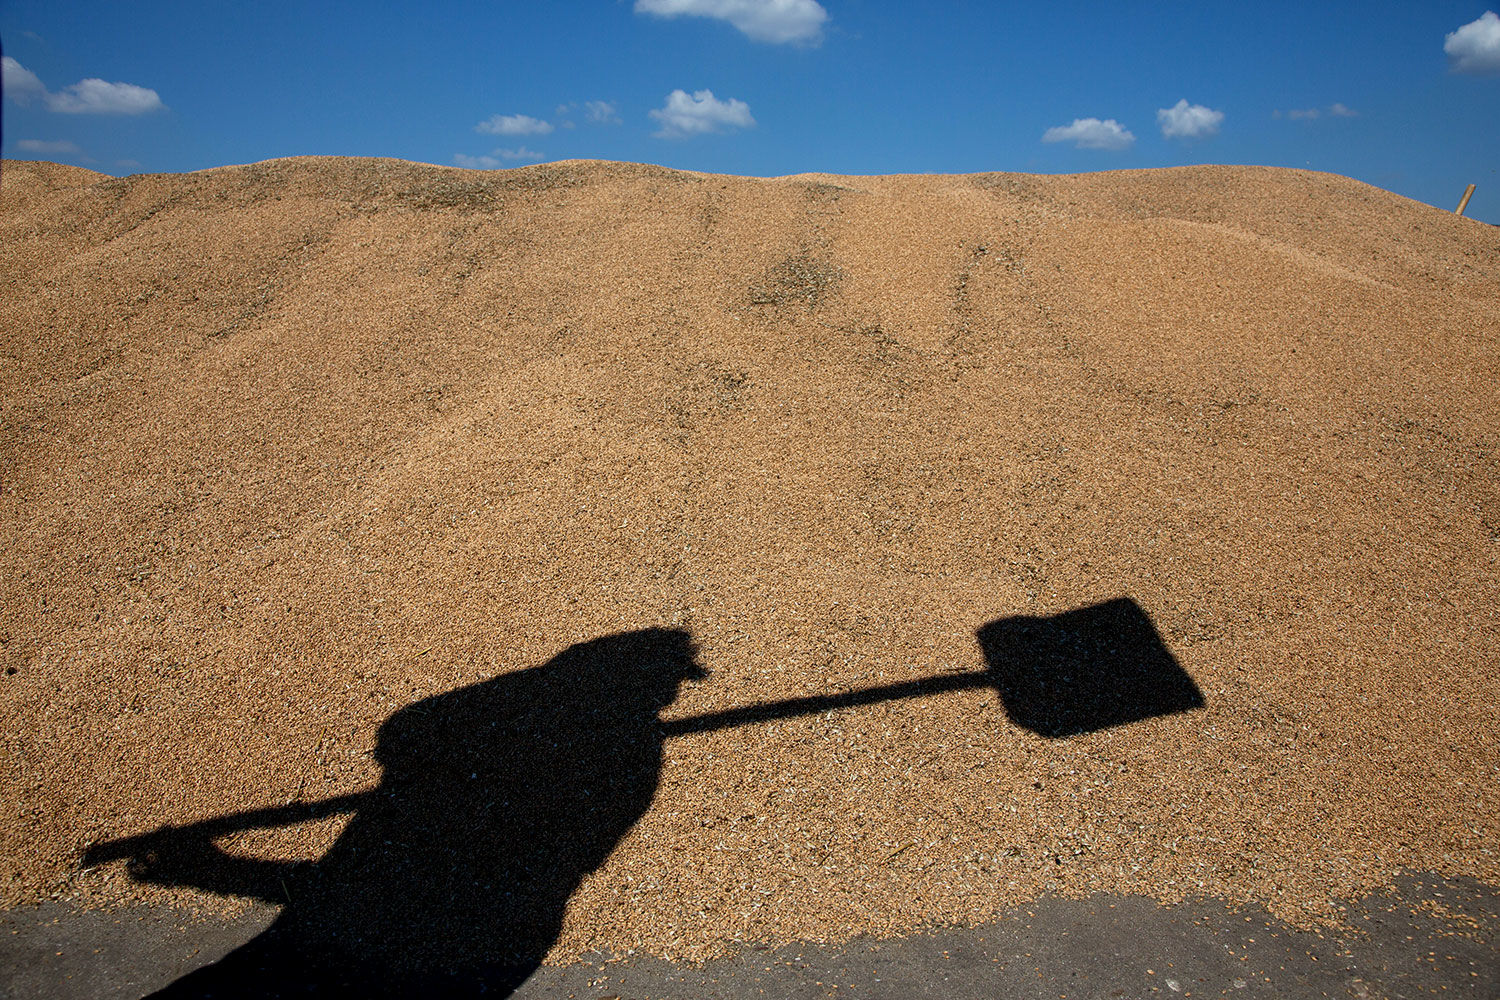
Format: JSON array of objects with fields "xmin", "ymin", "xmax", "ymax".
[{"xmin": 3, "ymin": 1, "xmax": 1498, "ymax": 222}]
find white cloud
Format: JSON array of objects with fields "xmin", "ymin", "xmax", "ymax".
[
  {"xmin": 1328, "ymin": 102, "xmax": 1358, "ymax": 117},
  {"xmin": 650, "ymin": 88, "xmax": 755, "ymax": 138},
  {"xmin": 1445, "ymin": 10, "xmax": 1500, "ymax": 74},
  {"xmin": 16, "ymin": 138, "xmax": 82, "ymax": 155},
  {"xmin": 2, "ymin": 57, "xmax": 45, "ymax": 103},
  {"xmin": 4, "ymin": 58, "xmax": 164, "ymax": 114},
  {"xmin": 1156, "ymin": 99, "xmax": 1224, "ymax": 139},
  {"xmin": 45, "ymin": 78, "xmax": 164, "ymax": 114},
  {"xmin": 635, "ymin": 0, "xmax": 828, "ymax": 45},
  {"xmin": 496, "ymin": 146, "xmax": 544, "ymax": 161},
  {"xmin": 1286, "ymin": 108, "xmax": 1320, "ymax": 120},
  {"xmin": 475, "ymin": 113, "xmax": 554, "ymax": 136},
  {"xmin": 584, "ymin": 100, "xmax": 621, "ymax": 125},
  {"xmin": 1042, "ymin": 117, "xmax": 1135, "ymax": 151}
]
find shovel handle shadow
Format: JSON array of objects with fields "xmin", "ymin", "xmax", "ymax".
[
  {"xmin": 665, "ymin": 596, "xmax": 1205, "ymax": 741},
  {"xmin": 662, "ymin": 671, "xmax": 985, "ymax": 738}
]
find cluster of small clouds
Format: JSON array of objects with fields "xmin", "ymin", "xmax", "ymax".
[
  {"xmin": 472, "ymin": 100, "xmax": 627, "ymax": 141},
  {"xmin": 458, "ymin": 88, "xmax": 758, "ymax": 167},
  {"xmin": 460, "ymin": 101, "xmax": 630, "ymax": 168},
  {"xmin": 4, "ymin": 56, "xmax": 163, "ymax": 165},
  {"xmin": 634, "ymin": 0, "xmax": 828, "ymax": 45},
  {"xmin": 1044, "ymin": 90, "xmax": 1382, "ymax": 151},
  {"xmin": 2, "ymin": 56, "xmax": 164, "ymax": 115},
  {"xmin": 455, "ymin": 4, "xmax": 1479, "ymax": 170},
  {"xmin": 1042, "ymin": 99, "xmax": 1224, "ymax": 151},
  {"xmin": 455, "ymin": 1, "xmax": 819, "ymax": 167},
  {"xmin": 1445, "ymin": 10, "xmax": 1500, "ymax": 74},
  {"xmin": 464, "ymin": 4, "xmax": 1488, "ymax": 168}
]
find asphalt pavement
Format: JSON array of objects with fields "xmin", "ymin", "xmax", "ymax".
[{"xmin": 4, "ymin": 871, "xmax": 1495, "ymax": 999}]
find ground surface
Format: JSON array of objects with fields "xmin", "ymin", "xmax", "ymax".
[{"xmin": 2, "ymin": 156, "xmax": 1497, "ymax": 992}]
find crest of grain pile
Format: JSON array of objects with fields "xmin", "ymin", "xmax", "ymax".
[{"xmin": 2, "ymin": 157, "xmax": 1497, "ymax": 965}]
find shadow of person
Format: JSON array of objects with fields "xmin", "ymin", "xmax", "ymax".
[
  {"xmin": 89, "ymin": 599, "xmax": 1205, "ymax": 996},
  {"xmin": 105, "ymin": 628, "xmax": 704, "ymax": 998}
]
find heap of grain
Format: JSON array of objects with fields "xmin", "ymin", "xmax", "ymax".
[{"xmin": 2, "ymin": 157, "xmax": 1496, "ymax": 963}]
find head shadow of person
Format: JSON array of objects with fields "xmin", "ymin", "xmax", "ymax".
[{"xmin": 85, "ymin": 599, "xmax": 1202, "ymax": 997}]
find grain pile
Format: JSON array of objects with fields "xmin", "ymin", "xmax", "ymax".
[{"xmin": 2, "ymin": 157, "xmax": 1497, "ymax": 965}]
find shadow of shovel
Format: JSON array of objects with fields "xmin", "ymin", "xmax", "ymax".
[{"xmin": 664, "ymin": 596, "xmax": 1204, "ymax": 740}]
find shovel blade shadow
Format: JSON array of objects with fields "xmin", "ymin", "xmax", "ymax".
[{"xmin": 978, "ymin": 597, "xmax": 1204, "ymax": 738}]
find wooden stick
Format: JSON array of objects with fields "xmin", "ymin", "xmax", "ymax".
[{"xmin": 1456, "ymin": 183, "xmax": 1476, "ymax": 216}]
